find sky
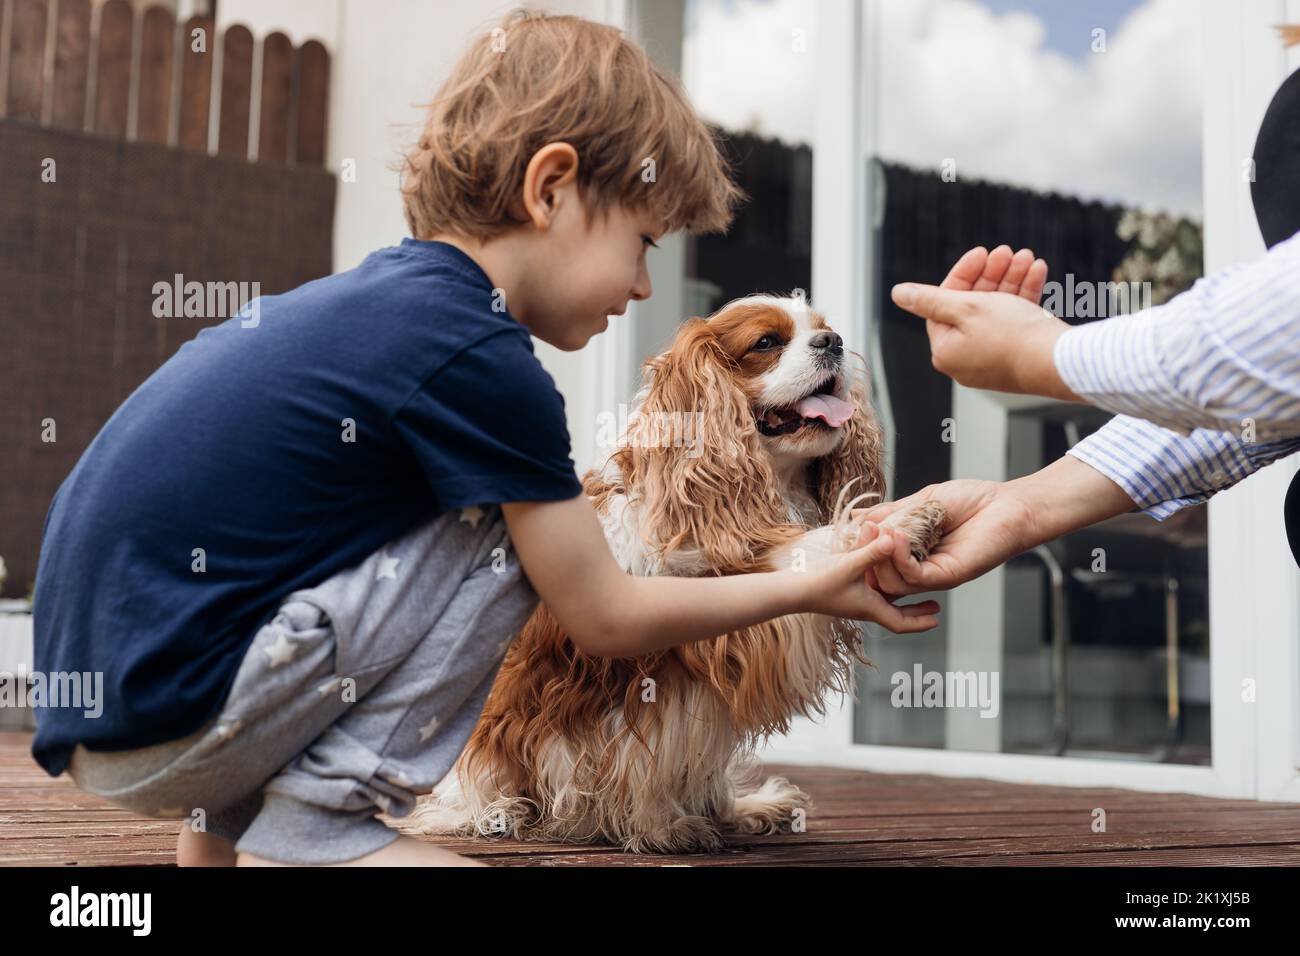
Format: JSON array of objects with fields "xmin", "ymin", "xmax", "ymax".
[{"xmin": 682, "ymin": 0, "xmax": 1203, "ymax": 217}]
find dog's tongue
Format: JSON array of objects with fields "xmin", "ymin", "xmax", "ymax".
[{"xmin": 795, "ymin": 393, "xmax": 856, "ymax": 427}]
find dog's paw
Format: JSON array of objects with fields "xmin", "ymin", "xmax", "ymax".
[
  {"xmin": 622, "ymin": 816, "xmax": 727, "ymax": 854},
  {"xmin": 729, "ymin": 775, "xmax": 812, "ymax": 836},
  {"xmin": 880, "ymin": 501, "xmax": 947, "ymax": 562}
]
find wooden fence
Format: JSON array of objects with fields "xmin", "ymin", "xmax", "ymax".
[
  {"xmin": 0, "ymin": 3, "xmax": 337, "ymax": 598},
  {"xmin": 0, "ymin": 0, "xmax": 329, "ymax": 165}
]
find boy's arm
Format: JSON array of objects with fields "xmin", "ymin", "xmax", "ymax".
[{"xmin": 500, "ymin": 495, "xmax": 940, "ymax": 658}]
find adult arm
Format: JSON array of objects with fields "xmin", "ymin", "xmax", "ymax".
[
  {"xmin": 1052, "ymin": 230, "xmax": 1300, "ymax": 440},
  {"xmin": 891, "ymin": 232, "xmax": 1300, "ymax": 439},
  {"xmin": 862, "ymin": 241, "xmax": 1300, "ymax": 595},
  {"xmin": 861, "ymin": 453, "xmax": 1138, "ymax": 596},
  {"xmin": 887, "ymin": 239, "xmax": 1300, "ymax": 526}
]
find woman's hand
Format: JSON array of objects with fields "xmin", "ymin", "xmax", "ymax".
[
  {"xmin": 856, "ymin": 482, "xmax": 1038, "ymax": 597},
  {"xmin": 797, "ymin": 521, "xmax": 942, "ymax": 632},
  {"xmin": 891, "ymin": 245, "xmax": 1082, "ymax": 401},
  {"xmin": 857, "ymin": 456, "xmax": 1138, "ymax": 597},
  {"xmin": 851, "ymin": 246, "xmax": 1143, "ymax": 598}
]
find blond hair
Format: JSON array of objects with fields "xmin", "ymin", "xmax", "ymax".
[{"xmin": 399, "ymin": 8, "xmax": 746, "ymax": 242}]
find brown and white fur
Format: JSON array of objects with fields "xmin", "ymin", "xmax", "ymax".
[{"xmin": 396, "ymin": 294, "xmax": 946, "ymax": 853}]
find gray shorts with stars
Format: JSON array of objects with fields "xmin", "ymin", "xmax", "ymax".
[{"xmin": 66, "ymin": 503, "xmax": 536, "ymax": 864}]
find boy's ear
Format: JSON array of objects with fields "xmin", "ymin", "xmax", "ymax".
[{"xmin": 520, "ymin": 143, "xmax": 579, "ymax": 229}]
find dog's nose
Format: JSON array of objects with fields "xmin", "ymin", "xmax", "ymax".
[{"xmin": 810, "ymin": 331, "xmax": 843, "ymax": 355}]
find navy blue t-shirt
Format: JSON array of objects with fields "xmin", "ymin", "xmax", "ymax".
[{"xmin": 30, "ymin": 239, "xmax": 584, "ymax": 777}]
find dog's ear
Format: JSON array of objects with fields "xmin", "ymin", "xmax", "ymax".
[
  {"xmin": 812, "ymin": 359, "xmax": 887, "ymax": 523},
  {"xmin": 623, "ymin": 318, "xmax": 794, "ymax": 572}
]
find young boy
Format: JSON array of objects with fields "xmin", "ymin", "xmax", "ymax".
[{"xmin": 29, "ymin": 9, "xmax": 939, "ymax": 867}]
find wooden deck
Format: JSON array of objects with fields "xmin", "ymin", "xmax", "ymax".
[{"xmin": 3, "ymin": 731, "xmax": 1298, "ymax": 866}]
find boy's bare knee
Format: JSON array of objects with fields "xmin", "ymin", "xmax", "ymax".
[{"xmin": 177, "ymin": 824, "xmax": 238, "ymax": 867}]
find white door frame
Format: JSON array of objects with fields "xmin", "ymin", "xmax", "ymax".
[
  {"xmin": 760, "ymin": 0, "xmax": 1300, "ymax": 801},
  {"xmin": 579, "ymin": 0, "xmax": 688, "ymax": 479},
  {"xmin": 1215, "ymin": 0, "xmax": 1300, "ymax": 804}
]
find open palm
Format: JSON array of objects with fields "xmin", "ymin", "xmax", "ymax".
[
  {"xmin": 858, "ymin": 481, "xmax": 1038, "ymax": 596},
  {"xmin": 932, "ymin": 244, "xmax": 1048, "ymax": 341},
  {"xmin": 863, "ymin": 244, "xmax": 1051, "ymax": 596}
]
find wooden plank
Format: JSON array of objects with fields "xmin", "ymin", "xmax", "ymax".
[
  {"xmin": 134, "ymin": 4, "xmax": 173, "ymax": 144},
  {"xmin": 176, "ymin": 14, "xmax": 212, "ymax": 152},
  {"xmin": 92, "ymin": 0, "xmax": 132, "ymax": 137},
  {"xmin": 5, "ymin": 732, "xmax": 1300, "ymax": 866},
  {"xmin": 49, "ymin": 0, "xmax": 91, "ymax": 130},
  {"xmin": 291, "ymin": 39, "xmax": 328, "ymax": 166},
  {"xmin": 216, "ymin": 23, "xmax": 252, "ymax": 158},
  {"xmin": 941, "ymin": 846, "xmax": 1300, "ymax": 866},
  {"xmin": 5, "ymin": 0, "xmax": 46, "ymax": 122},
  {"xmin": 256, "ymin": 31, "xmax": 292, "ymax": 164}
]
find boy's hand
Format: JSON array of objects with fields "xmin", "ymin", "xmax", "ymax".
[
  {"xmin": 796, "ymin": 521, "xmax": 941, "ymax": 632},
  {"xmin": 890, "ymin": 245, "xmax": 1082, "ymax": 402}
]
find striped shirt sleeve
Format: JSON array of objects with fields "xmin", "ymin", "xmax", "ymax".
[
  {"xmin": 1066, "ymin": 415, "xmax": 1300, "ymax": 521},
  {"xmin": 1051, "ymin": 229, "xmax": 1300, "ymax": 521}
]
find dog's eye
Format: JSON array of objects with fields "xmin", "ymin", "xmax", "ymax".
[{"xmin": 751, "ymin": 335, "xmax": 781, "ymax": 352}]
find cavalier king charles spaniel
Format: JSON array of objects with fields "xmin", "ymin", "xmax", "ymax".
[{"xmin": 398, "ymin": 294, "xmax": 946, "ymax": 853}]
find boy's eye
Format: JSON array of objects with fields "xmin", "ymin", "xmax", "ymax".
[
  {"xmin": 751, "ymin": 334, "xmax": 781, "ymax": 351},
  {"xmin": 641, "ymin": 235, "xmax": 659, "ymax": 249}
]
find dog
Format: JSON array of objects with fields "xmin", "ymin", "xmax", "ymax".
[{"xmin": 397, "ymin": 294, "xmax": 946, "ymax": 853}]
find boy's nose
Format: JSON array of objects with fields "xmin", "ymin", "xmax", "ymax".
[{"xmin": 631, "ymin": 266, "xmax": 652, "ymax": 302}]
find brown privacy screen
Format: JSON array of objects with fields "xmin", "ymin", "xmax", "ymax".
[{"xmin": 0, "ymin": 1, "xmax": 336, "ymax": 597}]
